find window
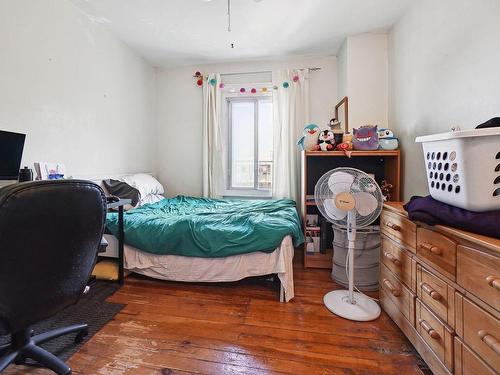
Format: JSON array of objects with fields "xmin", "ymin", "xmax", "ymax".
[{"xmin": 227, "ymin": 97, "xmax": 273, "ymax": 195}]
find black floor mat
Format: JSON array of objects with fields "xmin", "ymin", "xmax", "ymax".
[{"xmin": 0, "ymin": 281, "xmax": 124, "ymax": 363}]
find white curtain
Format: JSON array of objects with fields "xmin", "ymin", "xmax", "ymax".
[
  {"xmin": 202, "ymin": 73, "xmax": 224, "ymax": 198},
  {"xmin": 272, "ymin": 69, "xmax": 310, "ymax": 202}
]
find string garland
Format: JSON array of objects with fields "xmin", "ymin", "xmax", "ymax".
[{"xmin": 192, "ymin": 71, "xmax": 301, "ymax": 92}]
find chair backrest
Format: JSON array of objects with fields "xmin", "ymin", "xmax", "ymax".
[{"xmin": 0, "ymin": 180, "xmax": 106, "ymax": 334}]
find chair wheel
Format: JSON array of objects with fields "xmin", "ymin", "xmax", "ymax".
[
  {"xmin": 74, "ymin": 328, "xmax": 88, "ymax": 344},
  {"xmin": 14, "ymin": 354, "xmax": 26, "ymax": 365}
]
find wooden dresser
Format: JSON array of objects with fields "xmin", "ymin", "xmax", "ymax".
[{"xmin": 380, "ymin": 203, "xmax": 499, "ymax": 375}]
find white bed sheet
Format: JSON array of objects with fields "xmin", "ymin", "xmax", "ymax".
[{"xmin": 103, "ymin": 235, "xmax": 295, "ymax": 302}]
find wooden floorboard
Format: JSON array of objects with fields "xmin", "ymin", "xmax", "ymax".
[{"xmin": 4, "ymin": 256, "xmax": 423, "ymax": 375}]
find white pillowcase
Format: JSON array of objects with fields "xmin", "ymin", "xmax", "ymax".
[{"xmin": 121, "ymin": 173, "xmax": 165, "ymax": 207}]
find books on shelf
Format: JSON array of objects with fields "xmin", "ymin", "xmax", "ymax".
[
  {"xmin": 305, "ymin": 214, "xmax": 318, "ymax": 227},
  {"xmin": 305, "ymin": 226, "xmax": 320, "ymax": 253},
  {"xmin": 305, "ymin": 215, "xmax": 333, "ymax": 255},
  {"xmin": 319, "ymin": 217, "xmax": 328, "ymax": 254},
  {"xmin": 305, "ymin": 196, "xmax": 316, "ymax": 205}
]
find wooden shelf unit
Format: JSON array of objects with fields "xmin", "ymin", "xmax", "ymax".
[{"xmin": 301, "ymin": 150, "xmax": 401, "ymax": 269}]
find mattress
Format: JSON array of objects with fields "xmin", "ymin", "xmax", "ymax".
[{"xmin": 102, "ymin": 234, "xmax": 295, "ymax": 302}]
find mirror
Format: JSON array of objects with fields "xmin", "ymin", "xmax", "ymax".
[{"xmin": 334, "ymin": 96, "xmax": 349, "ymax": 133}]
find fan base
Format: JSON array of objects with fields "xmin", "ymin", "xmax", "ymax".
[{"xmin": 323, "ymin": 290, "xmax": 381, "ymax": 321}]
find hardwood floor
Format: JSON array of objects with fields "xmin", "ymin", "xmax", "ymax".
[{"xmin": 6, "ymin": 257, "xmax": 424, "ymax": 374}]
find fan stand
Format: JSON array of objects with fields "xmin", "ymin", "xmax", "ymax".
[{"xmin": 323, "ymin": 211, "xmax": 381, "ymax": 321}]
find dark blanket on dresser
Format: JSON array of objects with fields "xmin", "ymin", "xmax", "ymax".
[{"xmin": 404, "ymin": 195, "xmax": 500, "ymax": 239}]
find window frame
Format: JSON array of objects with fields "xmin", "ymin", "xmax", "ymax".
[{"xmin": 226, "ymin": 95, "xmax": 273, "ymax": 197}]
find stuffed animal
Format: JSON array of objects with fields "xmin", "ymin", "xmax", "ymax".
[
  {"xmin": 297, "ymin": 124, "xmax": 321, "ymax": 151},
  {"xmin": 328, "ymin": 118, "xmax": 342, "ymax": 132},
  {"xmin": 317, "ymin": 130, "xmax": 335, "ymax": 151},
  {"xmin": 335, "ymin": 133, "xmax": 353, "ymax": 151},
  {"xmin": 352, "ymin": 125, "xmax": 379, "ymax": 151},
  {"xmin": 378, "ymin": 128, "xmax": 399, "ymax": 150}
]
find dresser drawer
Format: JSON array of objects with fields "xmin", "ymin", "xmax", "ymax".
[
  {"xmin": 380, "ymin": 263, "xmax": 415, "ymax": 325},
  {"xmin": 381, "ymin": 210, "xmax": 416, "ymax": 252},
  {"xmin": 455, "ymin": 337, "xmax": 497, "ymax": 375},
  {"xmin": 457, "ymin": 245, "xmax": 500, "ymax": 311},
  {"xmin": 417, "ymin": 265, "xmax": 455, "ymax": 327},
  {"xmin": 417, "ymin": 228, "xmax": 457, "ymax": 281},
  {"xmin": 381, "ymin": 236, "xmax": 416, "ymax": 291},
  {"xmin": 456, "ymin": 294, "xmax": 500, "ymax": 371},
  {"xmin": 416, "ymin": 299, "xmax": 454, "ymax": 372}
]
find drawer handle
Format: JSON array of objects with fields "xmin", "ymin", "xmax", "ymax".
[
  {"xmin": 478, "ymin": 330, "xmax": 500, "ymax": 356},
  {"xmin": 383, "ymin": 278, "xmax": 401, "ymax": 297},
  {"xmin": 420, "ymin": 282, "xmax": 442, "ymax": 300},
  {"xmin": 419, "ymin": 242, "xmax": 442, "ymax": 255},
  {"xmin": 386, "ymin": 222, "xmax": 401, "ymax": 232},
  {"xmin": 486, "ymin": 276, "xmax": 500, "ymax": 291},
  {"xmin": 419, "ymin": 319, "xmax": 440, "ymax": 340},
  {"xmin": 383, "ymin": 251, "xmax": 402, "ymax": 266}
]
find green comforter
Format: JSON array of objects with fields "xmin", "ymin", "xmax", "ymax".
[{"xmin": 106, "ymin": 195, "xmax": 304, "ymax": 258}]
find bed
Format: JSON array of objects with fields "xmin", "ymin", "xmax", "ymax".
[
  {"xmin": 102, "ymin": 177, "xmax": 304, "ymax": 302},
  {"xmin": 103, "ymin": 234, "xmax": 296, "ymax": 301}
]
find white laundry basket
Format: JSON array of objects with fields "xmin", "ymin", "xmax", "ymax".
[{"xmin": 415, "ymin": 127, "xmax": 500, "ymax": 212}]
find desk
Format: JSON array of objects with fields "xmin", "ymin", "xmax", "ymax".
[{"xmin": 105, "ymin": 199, "xmax": 131, "ymax": 284}]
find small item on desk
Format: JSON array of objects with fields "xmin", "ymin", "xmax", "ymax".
[
  {"xmin": 18, "ymin": 166, "xmax": 33, "ymax": 182},
  {"xmin": 34, "ymin": 162, "xmax": 66, "ymax": 180}
]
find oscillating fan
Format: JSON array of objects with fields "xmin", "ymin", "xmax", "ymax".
[{"xmin": 314, "ymin": 167, "xmax": 383, "ymax": 321}]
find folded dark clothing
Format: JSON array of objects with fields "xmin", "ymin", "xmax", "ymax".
[
  {"xmin": 404, "ymin": 195, "xmax": 500, "ymax": 239},
  {"xmin": 476, "ymin": 117, "xmax": 500, "ymax": 129}
]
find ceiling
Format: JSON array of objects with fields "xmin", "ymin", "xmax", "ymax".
[{"xmin": 70, "ymin": 0, "xmax": 411, "ymax": 68}]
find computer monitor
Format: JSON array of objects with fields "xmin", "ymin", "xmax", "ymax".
[{"xmin": 0, "ymin": 130, "xmax": 26, "ymax": 180}]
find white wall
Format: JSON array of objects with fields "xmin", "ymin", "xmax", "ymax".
[
  {"xmin": 0, "ymin": 0, "xmax": 156, "ymax": 178},
  {"xmin": 156, "ymin": 56, "xmax": 337, "ymax": 197},
  {"xmin": 389, "ymin": 0, "xmax": 500, "ymax": 199},
  {"xmin": 337, "ymin": 41, "xmax": 348, "ymax": 100},
  {"xmin": 337, "ymin": 33, "xmax": 388, "ymax": 131}
]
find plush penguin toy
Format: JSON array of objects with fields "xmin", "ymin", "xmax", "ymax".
[
  {"xmin": 378, "ymin": 128, "xmax": 399, "ymax": 150},
  {"xmin": 317, "ymin": 130, "xmax": 335, "ymax": 151},
  {"xmin": 297, "ymin": 124, "xmax": 321, "ymax": 151}
]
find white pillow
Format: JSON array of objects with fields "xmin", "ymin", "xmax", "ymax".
[{"xmin": 121, "ymin": 174, "xmax": 164, "ymax": 205}]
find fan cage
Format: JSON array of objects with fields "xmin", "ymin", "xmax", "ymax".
[{"xmin": 314, "ymin": 167, "xmax": 383, "ymax": 229}]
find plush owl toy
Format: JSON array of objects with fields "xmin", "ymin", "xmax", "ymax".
[{"xmin": 297, "ymin": 124, "xmax": 321, "ymax": 151}]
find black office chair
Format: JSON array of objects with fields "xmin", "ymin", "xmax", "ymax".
[{"xmin": 0, "ymin": 180, "xmax": 107, "ymax": 374}]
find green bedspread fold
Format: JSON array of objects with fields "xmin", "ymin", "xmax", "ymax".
[{"xmin": 106, "ymin": 195, "xmax": 304, "ymax": 258}]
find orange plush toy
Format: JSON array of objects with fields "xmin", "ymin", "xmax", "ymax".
[{"xmin": 336, "ymin": 133, "xmax": 353, "ymax": 157}]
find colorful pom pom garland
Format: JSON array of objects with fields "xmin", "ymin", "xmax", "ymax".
[{"xmin": 193, "ymin": 70, "xmax": 299, "ymax": 91}]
